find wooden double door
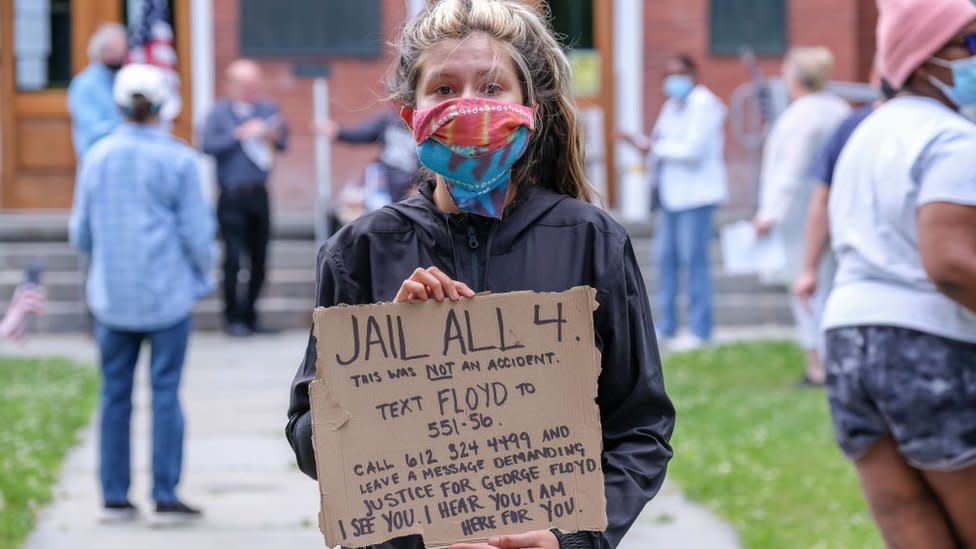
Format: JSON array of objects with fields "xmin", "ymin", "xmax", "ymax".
[{"xmin": 0, "ymin": 0, "xmax": 192, "ymax": 209}]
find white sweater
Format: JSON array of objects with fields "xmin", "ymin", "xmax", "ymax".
[
  {"xmin": 652, "ymin": 85, "xmax": 729, "ymax": 211},
  {"xmin": 758, "ymin": 91, "xmax": 850, "ymax": 283}
]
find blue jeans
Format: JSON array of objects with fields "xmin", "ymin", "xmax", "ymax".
[
  {"xmin": 654, "ymin": 205, "xmax": 715, "ymax": 340},
  {"xmin": 95, "ymin": 316, "xmax": 191, "ymax": 504}
]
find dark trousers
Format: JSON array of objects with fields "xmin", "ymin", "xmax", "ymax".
[{"xmin": 217, "ymin": 183, "xmax": 270, "ymax": 327}]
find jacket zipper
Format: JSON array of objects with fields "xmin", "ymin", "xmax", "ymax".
[{"xmin": 467, "ymin": 221, "xmax": 481, "ymax": 291}]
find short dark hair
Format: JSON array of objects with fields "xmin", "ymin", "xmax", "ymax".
[
  {"xmin": 126, "ymin": 94, "xmax": 158, "ymax": 123},
  {"xmin": 674, "ymin": 53, "xmax": 698, "ymax": 75}
]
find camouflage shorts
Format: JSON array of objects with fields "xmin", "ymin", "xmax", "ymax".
[{"xmin": 825, "ymin": 325, "xmax": 976, "ymax": 470}]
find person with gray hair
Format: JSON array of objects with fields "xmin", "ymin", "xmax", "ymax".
[
  {"xmin": 67, "ymin": 23, "xmax": 128, "ymax": 158},
  {"xmin": 752, "ymin": 46, "xmax": 851, "ymax": 386}
]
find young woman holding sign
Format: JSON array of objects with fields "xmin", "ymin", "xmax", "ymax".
[{"xmin": 286, "ymin": 2, "xmax": 675, "ymax": 548}]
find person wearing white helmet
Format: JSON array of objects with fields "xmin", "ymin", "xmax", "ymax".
[{"xmin": 69, "ymin": 63, "xmax": 215, "ymax": 525}]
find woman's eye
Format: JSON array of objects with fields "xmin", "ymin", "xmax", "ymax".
[
  {"xmin": 434, "ymin": 85, "xmax": 453, "ymax": 96},
  {"xmin": 484, "ymin": 83, "xmax": 502, "ymax": 95}
]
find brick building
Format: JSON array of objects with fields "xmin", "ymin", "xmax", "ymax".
[{"xmin": 0, "ymin": 0, "xmax": 877, "ymax": 213}]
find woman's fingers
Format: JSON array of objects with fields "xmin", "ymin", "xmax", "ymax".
[
  {"xmin": 410, "ymin": 267, "xmax": 445, "ymax": 301},
  {"xmin": 427, "ymin": 266, "xmax": 461, "ymax": 300},
  {"xmin": 457, "ymin": 281, "xmax": 476, "ymax": 297},
  {"xmin": 395, "ymin": 267, "xmax": 477, "ymax": 303},
  {"xmin": 490, "ymin": 530, "xmax": 559, "ymax": 549},
  {"xmin": 394, "ymin": 280, "xmax": 429, "ymax": 303}
]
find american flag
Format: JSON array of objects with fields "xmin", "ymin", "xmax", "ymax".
[
  {"xmin": 127, "ymin": 0, "xmax": 182, "ymax": 123},
  {"xmin": 0, "ymin": 272, "xmax": 45, "ymax": 344}
]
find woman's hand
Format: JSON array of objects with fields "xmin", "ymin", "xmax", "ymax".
[
  {"xmin": 394, "ymin": 267, "xmax": 476, "ymax": 303},
  {"xmin": 449, "ymin": 530, "xmax": 560, "ymax": 549},
  {"xmin": 752, "ymin": 216, "xmax": 774, "ymax": 237}
]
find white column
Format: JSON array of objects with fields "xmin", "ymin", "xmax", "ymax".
[
  {"xmin": 407, "ymin": 0, "xmax": 426, "ymax": 19},
  {"xmin": 614, "ymin": 0, "xmax": 648, "ymax": 220},
  {"xmin": 190, "ymin": 0, "xmax": 217, "ymax": 204},
  {"xmin": 614, "ymin": 0, "xmax": 643, "ymax": 171}
]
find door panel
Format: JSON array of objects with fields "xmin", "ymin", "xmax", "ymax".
[{"xmin": 1, "ymin": 0, "xmax": 192, "ymax": 209}]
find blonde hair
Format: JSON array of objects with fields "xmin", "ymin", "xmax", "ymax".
[
  {"xmin": 784, "ymin": 46, "xmax": 835, "ymax": 92},
  {"xmin": 388, "ymin": 0, "xmax": 591, "ymax": 201}
]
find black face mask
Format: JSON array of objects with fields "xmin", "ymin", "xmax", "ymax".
[{"xmin": 105, "ymin": 61, "xmax": 124, "ymax": 73}]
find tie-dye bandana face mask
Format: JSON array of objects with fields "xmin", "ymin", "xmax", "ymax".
[{"xmin": 407, "ymin": 98, "xmax": 535, "ymax": 219}]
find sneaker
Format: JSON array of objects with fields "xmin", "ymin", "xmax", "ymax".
[
  {"xmin": 152, "ymin": 500, "xmax": 203, "ymax": 527},
  {"xmin": 100, "ymin": 501, "xmax": 139, "ymax": 524},
  {"xmin": 224, "ymin": 322, "xmax": 252, "ymax": 338}
]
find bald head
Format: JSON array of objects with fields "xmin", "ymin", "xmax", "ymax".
[
  {"xmin": 88, "ymin": 23, "xmax": 127, "ymax": 67},
  {"xmin": 227, "ymin": 59, "xmax": 263, "ymax": 103}
]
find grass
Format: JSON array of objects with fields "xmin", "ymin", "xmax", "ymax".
[
  {"xmin": 665, "ymin": 341, "xmax": 882, "ymax": 549},
  {"xmin": 0, "ymin": 357, "xmax": 98, "ymax": 549}
]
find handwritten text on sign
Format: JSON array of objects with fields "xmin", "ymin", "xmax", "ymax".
[{"xmin": 309, "ymin": 287, "xmax": 607, "ymax": 548}]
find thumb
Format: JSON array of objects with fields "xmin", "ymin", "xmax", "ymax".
[{"xmin": 489, "ymin": 532, "xmax": 542, "ymax": 548}]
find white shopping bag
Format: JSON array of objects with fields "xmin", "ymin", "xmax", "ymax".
[{"xmin": 720, "ymin": 220, "xmax": 787, "ymax": 275}]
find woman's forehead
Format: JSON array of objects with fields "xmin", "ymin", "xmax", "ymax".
[{"xmin": 420, "ymin": 34, "xmax": 517, "ymax": 77}]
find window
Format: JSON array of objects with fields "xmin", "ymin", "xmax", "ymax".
[
  {"xmin": 14, "ymin": 0, "xmax": 72, "ymax": 91},
  {"xmin": 548, "ymin": 0, "xmax": 594, "ymax": 50},
  {"xmin": 709, "ymin": 0, "xmax": 788, "ymax": 57},
  {"xmin": 239, "ymin": 0, "xmax": 382, "ymax": 57}
]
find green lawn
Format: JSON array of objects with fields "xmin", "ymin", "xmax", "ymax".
[
  {"xmin": 665, "ymin": 341, "xmax": 882, "ymax": 549},
  {"xmin": 0, "ymin": 357, "xmax": 98, "ymax": 549}
]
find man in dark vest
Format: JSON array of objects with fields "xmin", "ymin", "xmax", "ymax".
[{"xmin": 202, "ymin": 59, "xmax": 288, "ymax": 337}]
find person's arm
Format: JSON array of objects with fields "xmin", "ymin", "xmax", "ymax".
[
  {"xmin": 176, "ymin": 153, "xmax": 216, "ymax": 276},
  {"xmin": 652, "ymin": 96, "xmax": 725, "ymax": 163},
  {"xmin": 336, "ymin": 111, "xmax": 391, "ymax": 145},
  {"xmin": 756, "ymin": 121, "xmax": 817, "ymax": 224},
  {"xmin": 200, "ymin": 107, "xmax": 239, "ymax": 157},
  {"xmin": 919, "ymin": 203, "xmax": 976, "ymax": 311},
  {"xmin": 915, "ymin": 130, "xmax": 976, "ymax": 313},
  {"xmin": 286, "ymin": 245, "xmax": 358, "ymax": 479},
  {"xmin": 793, "ymin": 183, "xmax": 831, "ymax": 303},
  {"xmin": 67, "ymin": 79, "xmax": 118, "ymax": 155},
  {"xmin": 68, "ymin": 158, "xmax": 95, "ymax": 255},
  {"xmin": 918, "ymin": 202, "xmax": 976, "ymax": 313},
  {"xmin": 450, "ymin": 238, "xmax": 675, "ymax": 549},
  {"xmin": 558, "ymin": 237, "xmax": 674, "ymax": 549}
]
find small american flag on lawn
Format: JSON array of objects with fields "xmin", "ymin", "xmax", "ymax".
[
  {"xmin": 0, "ymin": 267, "xmax": 45, "ymax": 343},
  {"xmin": 127, "ymin": 0, "xmax": 182, "ymax": 123}
]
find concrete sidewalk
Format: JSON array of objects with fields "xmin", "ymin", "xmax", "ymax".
[{"xmin": 9, "ymin": 331, "xmax": 742, "ymax": 549}]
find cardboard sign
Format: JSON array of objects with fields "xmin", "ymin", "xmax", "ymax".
[{"xmin": 310, "ymin": 286, "xmax": 607, "ymax": 548}]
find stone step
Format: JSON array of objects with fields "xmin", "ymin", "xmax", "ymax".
[
  {"xmin": 3, "ymin": 291, "xmax": 790, "ymax": 334},
  {"xmin": 0, "ymin": 241, "xmax": 320, "ymax": 272},
  {"xmin": 2, "ymin": 297, "xmax": 314, "ymax": 333},
  {"xmin": 0, "ymin": 268, "xmax": 316, "ymax": 301}
]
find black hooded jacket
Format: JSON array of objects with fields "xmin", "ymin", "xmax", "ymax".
[{"xmin": 286, "ymin": 181, "xmax": 675, "ymax": 549}]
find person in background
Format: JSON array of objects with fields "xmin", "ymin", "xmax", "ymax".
[
  {"xmin": 67, "ymin": 23, "xmax": 128, "ymax": 158},
  {"xmin": 318, "ymin": 105, "xmax": 420, "ymax": 204},
  {"xmin": 201, "ymin": 59, "xmax": 289, "ymax": 337},
  {"xmin": 752, "ymin": 47, "xmax": 850, "ymax": 386},
  {"xmin": 619, "ymin": 54, "xmax": 728, "ymax": 350},
  {"xmin": 287, "ymin": 2, "xmax": 675, "ymax": 548},
  {"xmin": 792, "ymin": 77, "xmax": 897, "ymax": 312},
  {"xmin": 823, "ymin": 0, "xmax": 976, "ymax": 544},
  {"xmin": 69, "ymin": 64, "xmax": 214, "ymax": 524}
]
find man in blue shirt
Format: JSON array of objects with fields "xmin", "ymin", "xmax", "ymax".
[
  {"xmin": 67, "ymin": 24, "xmax": 128, "ymax": 158},
  {"xmin": 201, "ymin": 59, "xmax": 288, "ymax": 337},
  {"xmin": 70, "ymin": 64, "xmax": 215, "ymax": 524}
]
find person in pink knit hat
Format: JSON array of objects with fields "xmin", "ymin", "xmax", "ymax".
[{"xmin": 822, "ymin": 0, "xmax": 976, "ymax": 546}]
